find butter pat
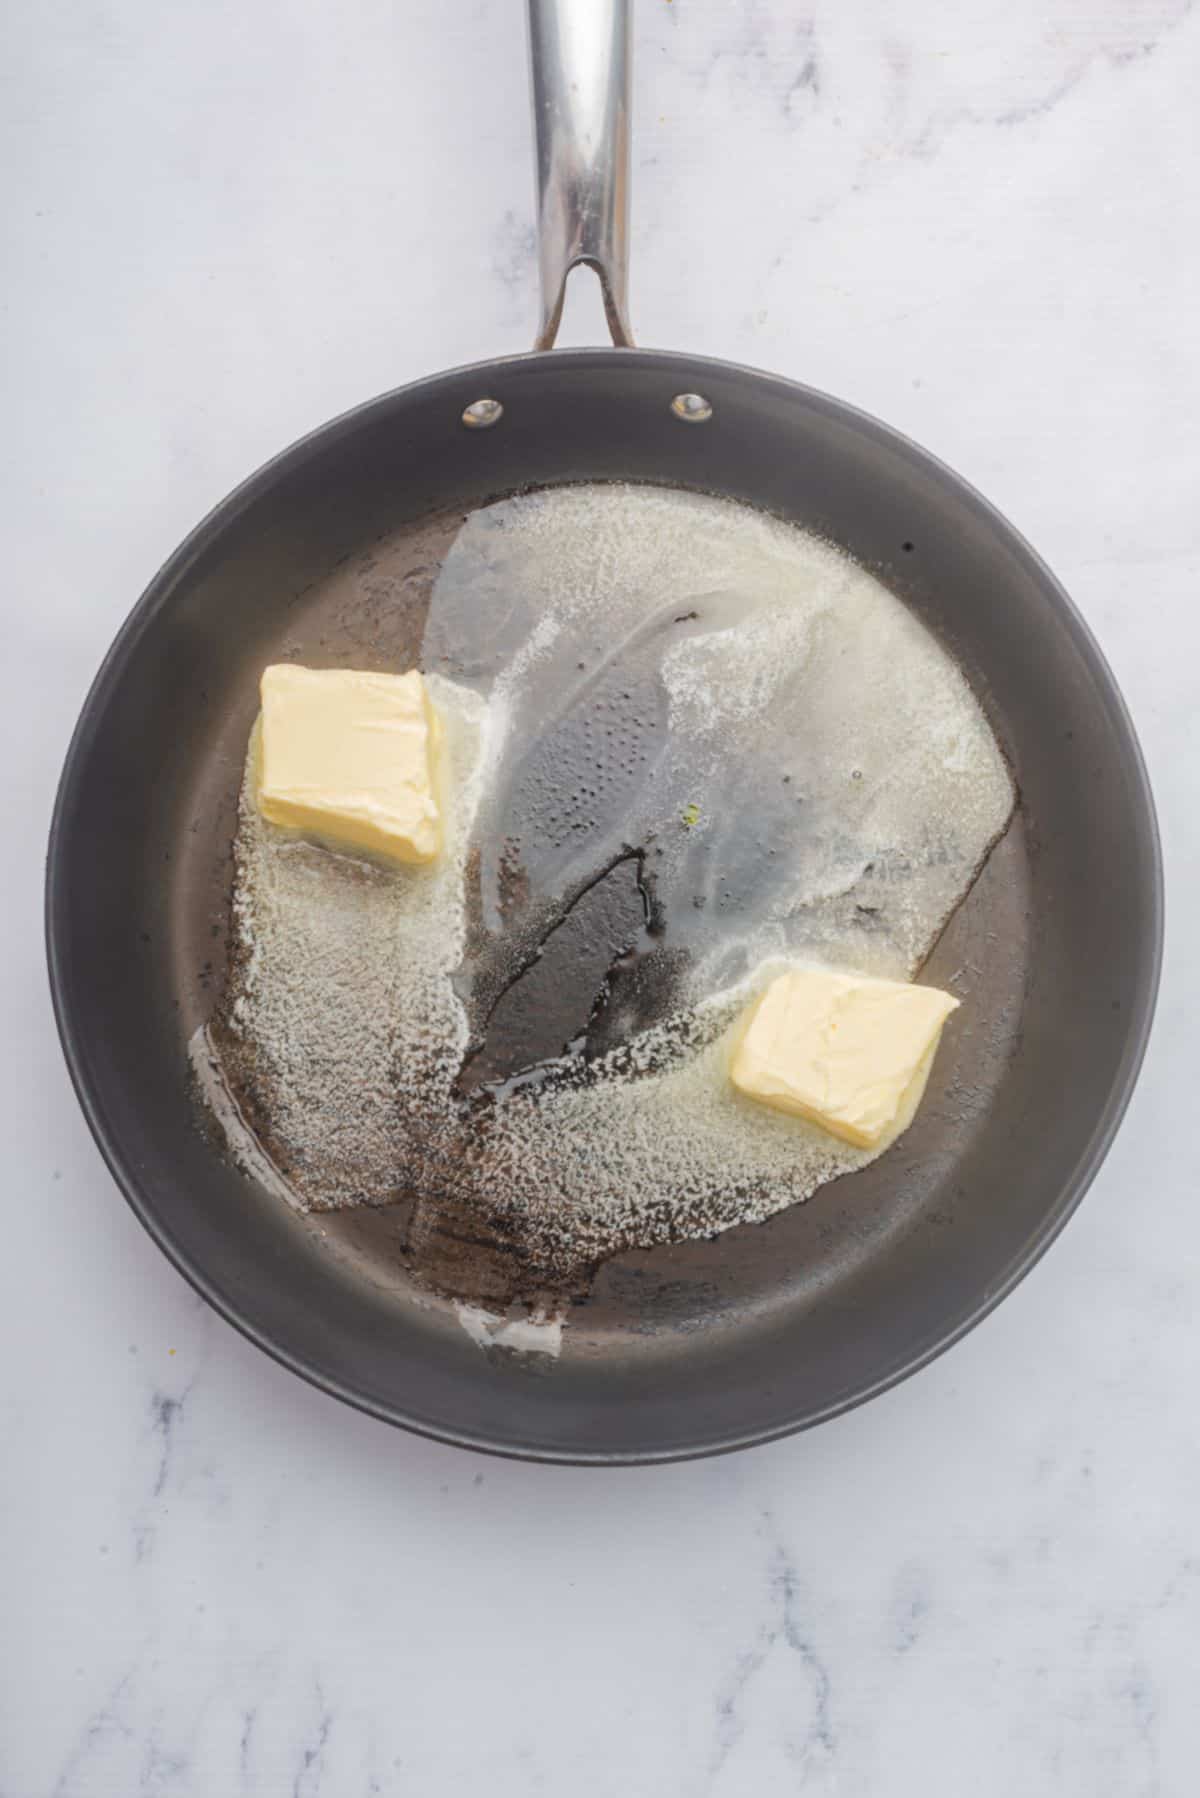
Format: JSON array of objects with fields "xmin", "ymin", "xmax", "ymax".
[
  {"xmin": 257, "ymin": 664, "xmax": 442, "ymax": 865},
  {"xmin": 730, "ymin": 968, "xmax": 959, "ymax": 1149}
]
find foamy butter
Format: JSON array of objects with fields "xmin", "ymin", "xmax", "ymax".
[
  {"xmin": 208, "ymin": 485, "xmax": 1015, "ymax": 1283},
  {"xmin": 213, "ymin": 674, "xmax": 492, "ymax": 1209},
  {"xmin": 454, "ymin": 1303, "xmax": 565, "ymax": 1358}
]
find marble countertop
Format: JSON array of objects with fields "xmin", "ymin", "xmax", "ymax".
[{"xmin": 5, "ymin": 1, "xmax": 1197, "ymax": 1791}]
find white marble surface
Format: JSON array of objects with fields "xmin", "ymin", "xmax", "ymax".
[{"xmin": 4, "ymin": 0, "xmax": 1198, "ymax": 1790}]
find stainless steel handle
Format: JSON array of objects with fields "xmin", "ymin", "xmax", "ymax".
[{"xmin": 528, "ymin": 0, "xmax": 634, "ymax": 350}]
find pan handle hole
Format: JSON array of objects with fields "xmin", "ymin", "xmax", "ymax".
[{"xmin": 901, "ymin": 540, "xmax": 915, "ymax": 553}]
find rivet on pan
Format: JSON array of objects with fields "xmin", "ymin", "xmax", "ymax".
[
  {"xmin": 670, "ymin": 392, "xmax": 713, "ymax": 424},
  {"xmin": 462, "ymin": 397, "xmax": 504, "ymax": 430}
]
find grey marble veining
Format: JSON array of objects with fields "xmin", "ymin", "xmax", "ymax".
[{"xmin": 4, "ymin": 1, "xmax": 1198, "ymax": 1792}]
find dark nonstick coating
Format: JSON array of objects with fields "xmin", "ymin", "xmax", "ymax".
[{"xmin": 46, "ymin": 349, "xmax": 1162, "ymax": 1462}]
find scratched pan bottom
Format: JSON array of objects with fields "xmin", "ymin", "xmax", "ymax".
[{"xmin": 47, "ymin": 352, "xmax": 1161, "ymax": 1460}]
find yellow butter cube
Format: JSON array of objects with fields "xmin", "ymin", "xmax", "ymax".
[
  {"xmin": 730, "ymin": 968, "xmax": 959, "ymax": 1149},
  {"xmin": 256, "ymin": 664, "xmax": 442, "ymax": 865}
]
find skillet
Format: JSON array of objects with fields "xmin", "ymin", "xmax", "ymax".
[{"xmin": 45, "ymin": 0, "xmax": 1162, "ymax": 1462}]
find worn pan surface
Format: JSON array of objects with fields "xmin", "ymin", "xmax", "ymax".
[{"xmin": 45, "ymin": 3, "xmax": 1161, "ymax": 1462}]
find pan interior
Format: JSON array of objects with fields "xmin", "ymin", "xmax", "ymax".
[
  {"xmin": 193, "ymin": 480, "xmax": 1018, "ymax": 1314},
  {"xmin": 50, "ymin": 352, "xmax": 1159, "ymax": 1458}
]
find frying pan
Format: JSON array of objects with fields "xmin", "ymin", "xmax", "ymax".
[{"xmin": 46, "ymin": 0, "xmax": 1161, "ymax": 1462}]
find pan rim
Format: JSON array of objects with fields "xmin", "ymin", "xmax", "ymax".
[{"xmin": 45, "ymin": 347, "xmax": 1164, "ymax": 1464}]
